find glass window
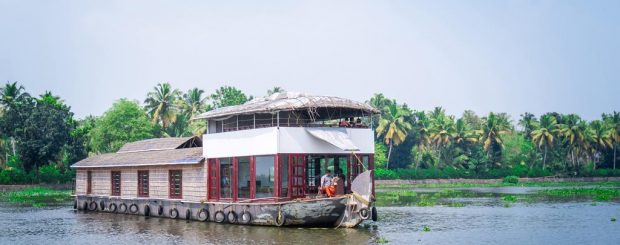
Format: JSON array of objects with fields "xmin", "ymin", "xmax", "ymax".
[
  {"xmin": 169, "ymin": 170, "xmax": 182, "ymax": 199},
  {"xmin": 237, "ymin": 157, "xmax": 251, "ymax": 199},
  {"xmin": 111, "ymin": 171, "xmax": 121, "ymax": 196},
  {"xmin": 255, "ymin": 156, "xmax": 275, "ymax": 198},
  {"xmin": 279, "ymin": 155, "xmax": 289, "ymax": 198},
  {"xmin": 220, "ymin": 158, "xmax": 233, "ymax": 199},
  {"xmin": 87, "ymin": 171, "xmax": 92, "ymax": 194},
  {"xmin": 138, "ymin": 170, "xmax": 149, "ymax": 197}
]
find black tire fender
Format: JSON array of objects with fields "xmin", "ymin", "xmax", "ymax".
[
  {"xmin": 197, "ymin": 208, "xmax": 209, "ymax": 222},
  {"xmin": 158, "ymin": 205, "xmax": 164, "ymax": 216},
  {"xmin": 275, "ymin": 208, "xmax": 285, "ymax": 227},
  {"xmin": 129, "ymin": 204, "xmax": 139, "ymax": 214},
  {"xmin": 108, "ymin": 203, "xmax": 117, "ymax": 213},
  {"xmin": 186, "ymin": 209, "xmax": 192, "ymax": 220},
  {"xmin": 239, "ymin": 211, "xmax": 252, "ymax": 224},
  {"xmin": 359, "ymin": 207, "xmax": 370, "ymax": 220},
  {"xmin": 144, "ymin": 205, "xmax": 150, "ymax": 216},
  {"xmin": 227, "ymin": 211, "xmax": 237, "ymax": 224},
  {"xmin": 82, "ymin": 201, "xmax": 88, "ymax": 211},
  {"xmin": 371, "ymin": 206, "xmax": 378, "ymax": 222},
  {"xmin": 214, "ymin": 210, "xmax": 226, "ymax": 223},
  {"xmin": 169, "ymin": 208, "xmax": 179, "ymax": 219},
  {"xmin": 99, "ymin": 201, "xmax": 106, "ymax": 211},
  {"xmin": 73, "ymin": 200, "xmax": 77, "ymax": 210},
  {"xmin": 88, "ymin": 201, "xmax": 98, "ymax": 211},
  {"xmin": 119, "ymin": 203, "xmax": 128, "ymax": 213}
]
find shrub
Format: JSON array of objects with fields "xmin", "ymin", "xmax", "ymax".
[
  {"xmin": 503, "ymin": 175, "xmax": 519, "ymax": 184},
  {"xmin": 38, "ymin": 165, "xmax": 63, "ymax": 184}
]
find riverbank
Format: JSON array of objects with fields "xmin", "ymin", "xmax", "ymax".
[
  {"xmin": 377, "ymin": 176, "xmax": 620, "ymax": 188},
  {"xmin": 0, "ymin": 187, "xmax": 72, "ymax": 207}
]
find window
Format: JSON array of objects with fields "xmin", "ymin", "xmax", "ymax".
[
  {"xmin": 237, "ymin": 157, "xmax": 251, "ymax": 199},
  {"xmin": 111, "ymin": 171, "xmax": 121, "ymax": 196},
  {"xmin": 220, "ymin": 158, "xmax": 233, "ymax": 199},
  {"xmin": 255, "ymin": 156, "xmax": 275, "ymax": 198},
  {"xmin": 169, "ymin": 170, "xmax": 182, "ymax": 199},
  {"xmin": 138, "ymin": 170, "xmax": 149, "ymax": 197},
  {"xmin": 86, "ymin": 171, "xmax": 92, "ymax": 194},
  {"xmin": 279, "ymin": 155, "xmax": 289, "ymax": 198}
]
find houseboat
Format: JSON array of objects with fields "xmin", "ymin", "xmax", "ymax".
[{"xmin": 72, "ymin": 92, "xmax": 379, "ymax": 227}]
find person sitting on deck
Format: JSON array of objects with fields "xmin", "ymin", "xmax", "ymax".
[
  {"xmin": 320, "ymin": 170, "xmax": 335, "ymax": 197},
  {"xmin": 339, "ymin": 119, "xmax": 350, "ymax": 127}
]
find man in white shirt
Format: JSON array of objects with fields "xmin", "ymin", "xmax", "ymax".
[{"xmin": 320, "ymin": 170, "xmax": 335, "ymax": 197}]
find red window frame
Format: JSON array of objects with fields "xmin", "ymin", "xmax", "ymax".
[
  {"xmin": 137, "ymin": 170, "xmax": 149, "ymax": 197},
  {"xmin": 208, "ymin": 159, "xmax": 219, "ymax": 201},
  {"xmin": 290, "ymin": 154, "xmax": 306, "ymax": 198},
  {"xmin": 86, "ymin": 171, "xmax": 92, "ymax": 194},
  {"xmin": 169, "ymin": 170, "xmax": 183, "ymax": 199},
  {"xmin": 111, "ymin": 171, "xmax": 121, "ymax": 196}
]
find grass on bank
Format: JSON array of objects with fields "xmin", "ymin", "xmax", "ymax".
[
  {"xmin": 377, "ymin": 181, "xmax": 620, "ymax": 189},
  {"xmin": 0, "ymin": 187, "xmax": 72, "ymax": 207}
]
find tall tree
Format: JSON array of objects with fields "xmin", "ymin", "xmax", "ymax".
[
  {"xmin": 0, "ymin": 81, "xmax": 30, "ymax": 109},
  {"xmin": 429, "ymin": 108, "xmax": 455, "ymax": 166},
  {"xmin": 90, "ymin": 99, "xmax": 155, "ymax": 153},
  {"xmin": 558, "ymin": 114, "xmax": 582, "ymax": 169},
  {"xmin": 267, "ymin": 87, "xmax": 285, "ymax": 96},
  {"xmin": 531, "ymin": 115, "xmax": 559, "ymax": 170},
  {"xmin": 477, "ymin": 112, "xmax": 510, "ymax": 166},
  {"xmin": 589, "ymin": 120, "xmax": 612, "ymax": 170},
  {"xmin": 210, "ymin": 86, "xmax": 250, "ymax": 108},
  {"xmin": 0, "ymin": 92, "xmax": 74, "ymax": 171},
  {"xmin": 181, "ymin": 88, "xmax": 209, "ymax": 118},
  {"xmin": 144, "ymin": 83, "xmax": 181, "ymax": 130},
  {"xmin": 518, "ymin": 112, "xmax": 538, "ymax": 139},
  {"xmin": 376, "ymin": 103, "xmax": 412, "ymax": 169},
  {"xmin": 603, "ymin": 112, "xmax": 620, "ymax": 169}
]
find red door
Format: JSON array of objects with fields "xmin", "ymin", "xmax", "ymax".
[
  {"xmin": 290, "ymin": 155, "xmax": 306, "ymax": 198},
  {"xmin": 208, "ymin": 159, "xmax": 219, "ymax": 200}
]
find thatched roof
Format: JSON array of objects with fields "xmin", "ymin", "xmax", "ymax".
[
  {"xmin": 193, "ymin": 92, "xmax": 380, "ymax": 120},
  {"xmin": 71, "ymin": 137, "xmax": 204, "ymax": 168},
  {"xmin": 117, "ymin": 136, "xmax": 202, "ymax": 153},
  {"xmin": 71, "ymin": 147, "xmax": 204, "ymax": 168}
]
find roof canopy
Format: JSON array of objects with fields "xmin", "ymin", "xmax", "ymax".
[
  {"xmin": 71, "ymin": 137, "xmax": 204, "ymax": 169},
  {"xmin": 193, "ymin": 92, "xmax": 380, "ymax": 120}
]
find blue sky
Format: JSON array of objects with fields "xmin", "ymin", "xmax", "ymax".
[{"xmin": 1, "ymin": 0, "xmax": 618, "ymax": 120}]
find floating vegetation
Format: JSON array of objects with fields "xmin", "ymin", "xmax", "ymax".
[
  {"xmin": 536, "ymin": 188, "xmax": 620, "ymax": 201},
  {"xmin": 423, "ymin": 225, "xmax": 431, "ymax": 232},
  {"xmin": 0, "ymin": 187, "xmax": 72, "ymax": 207},
  {"xmin": 376, "ymin": 237, "xmax": 390, "ymax": 243},
  {"xmin": 501, "ymin": 195, "xmax": 518, "ymax": 202},
  {"xmin": 611, "ymin": 218, "xmax": 617, "ymax": 222},
  {"xmin": 376, "ymin": 185, "xmax": 620, "ymax": 207},
  {"xmin": 378, "ymin": 181, "xmax": 620, "ymax": 190}
]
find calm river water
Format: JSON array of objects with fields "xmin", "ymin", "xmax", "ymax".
[{"xmin": 1, "ymin": 188, "xmax": 620, "ymax": 244}]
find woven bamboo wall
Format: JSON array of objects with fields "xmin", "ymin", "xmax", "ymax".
[{"xmin": 75, "ymin": 164, "xmax": 207, "ymax": 202}]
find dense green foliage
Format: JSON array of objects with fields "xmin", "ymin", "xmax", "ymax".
[
  {"xmin": 369, "ymin": 94, "xmax": 620, "ymax": 179},
  {"xmin": 0, "ymin": 187, "xmax": 72, "ymax": 207},
  {"xmin": 0, "ymin": 82, "xmax": 618, "ymax": 184}
]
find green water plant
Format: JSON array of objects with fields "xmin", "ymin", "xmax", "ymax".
[{"xmin": 423, "ymin": 226, "xmax": 431, "ymax": 232}]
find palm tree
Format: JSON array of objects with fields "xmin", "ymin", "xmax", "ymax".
[
  {"xmin": 478, "ymin": 113, "xmax": 510, "ymax": 166},
  {"xmin": 0, "ymin": 81, "xmax": 29, "ymax": 108},
  {"xmin": 144, "ymin": 83, "xmax": 181, "ymax": 130},
  {"xmin": 454, "ymin": 118, "xmax": 478, "ymax": 145},
  {"xmin": 518, "ymin": 112, "xmax": 538, "ymax": 139},
  {"xmin": 429, "ymin": 109, "xmax": 455, "ymax": 165},
  {"xmin": 376, "ymin": 103, "xmax": 412, "ymax": 169},
  {"xmin": 603, "ymin": 112, "xmax": 620, "ymax": 169},
  {"xmin": 181, "ymin": 88, "xmax": 209, "ymax": 118},
  {"xmin": 531, "ymin": 115, "xmax": 558, "ymax": 170},
  {"xmin": 558, "ymin": 114, "xmax": 582, "ymax": 169},
  {"xmin": 267, "ymin": 87, "xmax": 285, "ymax": 96},
  {"xmin": 589, "ymin": 120, "xmax": 612, "ymax": 170}
]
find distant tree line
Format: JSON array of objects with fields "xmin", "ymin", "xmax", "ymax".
[
  {"xmin": 370, "ymin": 93, "xmax": 620, "ymax": 179},
  {"xmin": 0, "ymin": 81, "xmax": 618, "ymax": 183}
]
